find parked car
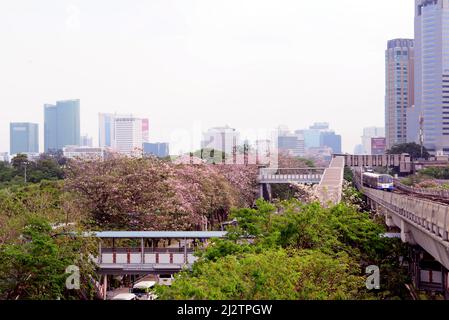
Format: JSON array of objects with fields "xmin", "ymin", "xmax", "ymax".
[
  {"xmin": 131, "ymin": 281, "xmax": 158, "ymax": 300},
  {"xmin": 158, "ymin": 274, "xmax": 174, "ymax": 286},
  {"xmin": 111, "ymin": 293, "xmax": 138, "ymax": 300}
]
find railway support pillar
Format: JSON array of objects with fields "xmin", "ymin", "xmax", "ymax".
[
  {"xmin": 385, "ymin": 213, "xmax": 395, "ymax": 228},
  {"xmin": 401, "ymin": 220, "xmax": 416, "ymax": 245}
]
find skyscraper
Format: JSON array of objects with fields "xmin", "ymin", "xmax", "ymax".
[
  {"xmin": 114, "ymin": 116, "xmax": 143, "ymax": 155},
  {"xmin": 99, "ymin": 113, "xmax": 116, "ymax": 148},
  {"xmin": 10, "ymin": 123, "xmax": 39, "ymax": 155},
  {"xmin": 385, "ymin": 39, "xmax": 415, "ymax": 149},
  {"xmin": 320, "ymin": 131, "xmax": 342, "ymax": 154},
  {"xmin": 409, "ymin": 0, "xmax": 449, "ymax": 154},
  {"xmin": 44, "ymin": 100, "xmax": 80, "ymax": 152}
]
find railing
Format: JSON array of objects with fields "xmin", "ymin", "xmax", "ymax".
[
  {"xmin": 258, "ymin": 168, "xmax": 324, "ymax": 184},
  {"xmin": 363, "ymin": 188, "xmax": 449, "ymax": 242},
  {"xmin": 99, "ymin": 247, "xmax": 198, "ymax": 266}
]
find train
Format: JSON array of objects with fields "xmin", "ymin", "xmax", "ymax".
[{"xmin": 362, "ymin": 172, "xmax": 394, "ymax": 191}]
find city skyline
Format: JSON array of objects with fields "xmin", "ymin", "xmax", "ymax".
[{"xmin": 0, "ymin": 0, "xmax": 414, "ymax": 155}]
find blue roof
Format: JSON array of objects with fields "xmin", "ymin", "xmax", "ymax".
[{"xmin": 92, "ymin": 231, "xmax": 227, "ymax": 239}]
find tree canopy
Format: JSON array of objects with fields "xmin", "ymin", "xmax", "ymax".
[{"xmin": 387, "ymin": 143, "xmax": 430, "ymax": 160}]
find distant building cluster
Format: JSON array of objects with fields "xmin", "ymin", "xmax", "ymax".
[
  {"xmin": 5, "ymin": 101, "xmax": 170, "ymax": 161},
  {"xmin": 276, "ymin": 123, "xmax": 342, "ymax": 159}
]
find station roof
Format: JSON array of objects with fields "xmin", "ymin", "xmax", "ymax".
[{"xmin": 92, "ymin": 231, "xmax": 227, "ymax": 239}]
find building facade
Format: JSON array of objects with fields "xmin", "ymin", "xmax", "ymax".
[
  {"xmin": 63, "ymin": 146, "xmax": 108, "ymax": 160},
  {"xmin": 385, "ymin": 39, "xmax": 415, "ymax": 149},
  {"xmin": 10, "ymin": 122, "xmax": 39, "ymax": 155},
  {"xmin": 201, "ymin": 126, "xmax": 240, "ymax": 155},
  {"xmin": 143, "ymin": 142, "xmax": 170, "ymax": 158},
  {"xmin": 114, "ymin": 117, "xmax": 143, "ymax": 156},
  {"xmin": 409, "ymin": 0, "xmax": 449, "ymax": 154},
  {"xmin": 99, "ymin": 113, "xmax": 116, "ymax": 148},
  {"xmin": 361, "ymin": 127, "xmax": 385, "ymax": 154},
  {"xmin": 320, "ymin": 131, "xmax": 342, "ymax": 154},
  {"xmin": 44, "ymin": 100, "xmax": 80, "ymax": 152}
]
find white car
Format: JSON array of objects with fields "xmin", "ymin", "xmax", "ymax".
[
  {"xmin": 131, "ymin": 281, "xmax": 157, "ymax": 300},
  {"xmin": 158, "ymin": 274, "xmax": 174, "ymax": 286},
  {"xmin": 112, "ymin": 293, "xmax": 138, "ymax": 300}
]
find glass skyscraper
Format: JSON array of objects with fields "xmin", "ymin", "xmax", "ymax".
[
  {"xmin": 44, "ymin": 100, "xmax": 80, "ymax": 152},
  {"xmin": 409, "ymin": 0, "xmax": 449, "ymax": 153},
  {"xmin": 10, "ymin": 122, "xmax": 39, "ymax": 155}
]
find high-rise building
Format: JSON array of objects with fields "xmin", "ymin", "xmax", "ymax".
[
  {"xmin": 385, "ymin": 39, "xmax": 415, "ymax": 149},
  {"xmin": 10, "ymin": 123, "xmax": 39, "ymax": 155},
  {"xmin": 143, "ymin": 142, "xmax": 170, "ymax": 158},
  {"xmin": 409, "ymin": 0, "xmax": 449, "ymax": 154},
  {"xmin": 277, "ymin": 129, "xmax": 305, "ymax": 157},
  {"xmin": 44, "ymin": 100, "xmax": 80, "ymax": 152},
  {"xmin": 114, "ymin": 116, "xmax": 143, "ymax": 156},
  {"xmin": 302, "ymin": 123, "xmax": 330, "ymax": 149},
  {"xmin": 320, "ymin": 131, "xmax": 342, "ymax": 154},
  {"xmin": 99, "ymin": 113, "xmax": 116, "ymax": 148},
  {"xmin": 361, "ymin": 127, "xmax": 385, "ymax": 154},
  {"xmin": 201, "ymin": 126, "xmax": 240, "ymax": 155}
]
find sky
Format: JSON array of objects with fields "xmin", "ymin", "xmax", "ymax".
[{"xmin": 0, "ymin": 0, "xmax": 414, "ymax": 154}]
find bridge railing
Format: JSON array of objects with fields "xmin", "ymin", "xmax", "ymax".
[
  {"xmin": 363, "ymin": 188, "xmax": 449, "ymax": 242},
  {"xmin": 394, "ymin": 179, "xmax": 449, "ymax": 199},
  {"xmin": 258, "ymin": 168, "xmax": 324, "ymax": 183}
]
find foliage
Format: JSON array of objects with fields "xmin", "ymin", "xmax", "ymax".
[
  {"xmin": 0, "ymin": 216, "xmax": 97, "ymax": 300},
  {"xmin": 0, "ymin": 154, "xmax": 64, "ymax": 188},
  {"xmin": 387, "ymin": 143, "xmax": 429, "ymax": 160},
  {"xmin": 65, "ymin": 157, "xmax": 258, "ymax": 230},
  {"xmin": 158, "ymin": 199, "xmax": 410, "ymax": 300},
  {"xmin": 157, "ymin": 249, "xmax": 364, "ymax": 300}
]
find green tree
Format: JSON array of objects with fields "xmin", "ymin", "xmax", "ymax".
[
  {"xmin": 387, "ymin": 143, "xmax": 430, "ymax": 160},
  {"xmin": 0, "ymin": 216, "xmax": 97, "ymax": 300}
]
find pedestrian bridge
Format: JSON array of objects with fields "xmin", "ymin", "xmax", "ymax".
[
  {"xmin": 95, "ymin": 231, "xmax": 227, "ymax": 276},
  {"xmin": 258, "ymin": 168, "xmax": 324, "ymax": 184}
]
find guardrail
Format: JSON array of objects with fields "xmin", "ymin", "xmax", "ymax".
[
  {"xmin": 394, "ymin": 179, "xmax": 449, "ymax": 199},
  {"xmin": 363, "ymin": 188, "xmax": 449, "ymax": 242}
]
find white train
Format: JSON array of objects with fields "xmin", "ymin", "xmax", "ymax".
[{"xmin": 362, "ymin": 172, "xmax": 394, "ymax": 191}]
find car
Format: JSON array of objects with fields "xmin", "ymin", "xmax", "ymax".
[
  {"xmin": 131, "ymin": 281, "xmax": 157, "ymax": 300},
  {"xmin": 111, "ymin": 293, "xmax": 138, "ymax": 300},
  {"xmin": 158, "ymin": 274, "xmax": 174, "ymax": 286}
]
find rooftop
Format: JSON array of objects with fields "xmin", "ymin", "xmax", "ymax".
[{"xmin": 92, "ymin": 231, "xmax": 228, "ymax": 239}]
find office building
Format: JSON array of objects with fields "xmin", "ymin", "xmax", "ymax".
[
  {"xmin": 10, "ymin": 122, "xmax": 39, "ymax": 155},
  {"xmin": 277, "ymin": 130, "xmax": 305, "ymax": 157},
  {"xmin": 63, "ymin": 146, "xmax": 108, "ymax": 160},
  {"xmin": 143, "ymin": 142, "xmax": 170, "ymax": 158},
  {"xmin": 114, "ymin": 116, "xmax": 143, "ymax": 156},
  {"xmin": 385, "ymin": 39, "xmax": 415, "ymax": 149},
  {"xmin": 99, "ymin": 113, "xmax": 116, "ymax": 148},
  {"xmin": 408, "ymin": 0, "xmax": 449, "ymax": 154},
  {"xmin": 201, "ymin": 126, "xmax": 240, "ymax": 155},
  {"xmin": 44, "ymin": 100, "xmax": 80, "ymax": 152},
  {"xmin": 361, "ymin": 127, "xmax": 385, "ymax": 154},
  {"xmin": 320, "ymin": 131, "xmax": 342, "ymax": 154}
]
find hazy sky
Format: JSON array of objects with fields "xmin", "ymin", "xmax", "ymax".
[{"xmin": 0, "ymin": 0, "xmax": 414, "ymax": 154}]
